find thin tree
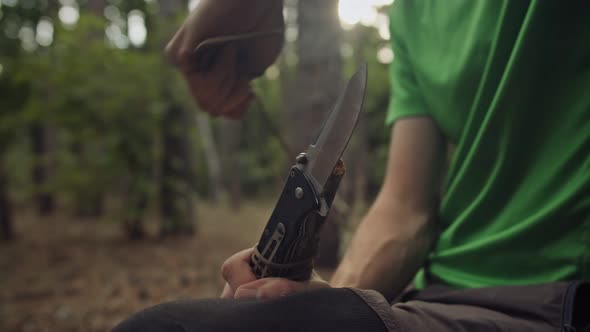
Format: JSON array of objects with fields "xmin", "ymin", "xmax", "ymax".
[
  {"xmin": 196, "ymin": 113, "xmax": 226, "ymax": 204},
  {"xmin": 71, "ymin": 0, "xmax": 108, "ymax": 218},
  {"xmin": 219, "ymin": 119, "xmax": 242, "ymax": 211},
  {"xmin": 86, "ymin": 0, "xmax": 106, "ymax": 14},
  {"xmin": 289, "ymin": 0, "xmax": 343, "ymax": 267},
  {"xmin": 29, "ymin": 0, "xmax": 63, "ymax": 217},
  {"xmin": 0, "ymin": 158, "xmax": 13, "ymax": 240},
  {"xmin": 159, "ymin": 0, "xmax": 196, "ymax": 236},
  {"xmin": 30, "ymin": 123, "xmax": 54, "ymax": 216}
]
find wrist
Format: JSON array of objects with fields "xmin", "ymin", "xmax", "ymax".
[{"xmin": 329, "ymin": 263, "xmax": 362, "ymax": 288}]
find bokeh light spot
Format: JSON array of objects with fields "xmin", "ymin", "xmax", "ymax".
[
  {"xmin": 2, "ymin": 0, "xmax": 18, "ymax": 7},
  {"xmin": 128, "ymin": 10, "xmax": 147, "ymax": 47},
  {"xmin": 377, "ymin": 46, "xmax": 394, "ymax": 64},
  {"xmin": 265, "ymin": 65, "xmax": 280, "ymax": 80},
  {"xmin": 36, "ymin": 18, "xmax": 54, "ymax": 47},
  {"xmin": 59, "ymin": 5, "xmax": 80, "ymax": 27}
]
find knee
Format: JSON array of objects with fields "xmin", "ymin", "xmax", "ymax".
[{"xmin": 110, "ymin": 301, "xmax": 188, "ymax": 332}]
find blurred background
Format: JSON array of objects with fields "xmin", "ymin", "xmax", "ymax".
[{"xmin": 0, "ymin": 0, "xmax": 394, "ymax": 330}]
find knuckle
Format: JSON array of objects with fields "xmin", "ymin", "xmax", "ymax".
[
  {"xmin": 163, "ymin": 41, "xmax": 175, "ymax": 59},
  {"xmin": 220, "ymin": 285, "xmax": 233, "ymax": 299},
  {"xmin": 176, "ymin": 47, "xmax": 193, "ymax": 63},
  {"xmin": 167, "ymin": 48, "xmax": 185, "ymax": 66},
  {"xmin": 278, "ymin": 283, "xmax": 295, "ymax": 296},
  {"xmin": 220, "ymin": 260, "xmax": 233, "ymax": 281},
  {"xmin": 270, "ymin": 280, "xmax": 296, "ymax": 296},
  {"xmin": 256, "ymin": 285, "xmax": 274, "ymax": 299},
  {"xmin": 165, "ymin": 43, "xmax": 192, "ymax": 68}
]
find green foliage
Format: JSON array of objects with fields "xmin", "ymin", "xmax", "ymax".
[
  {"xmin": 1, "ymin": 8, "xmax": 164, "ymax": 217},
  {"xmin": 52, "ymin": 15, "xmax": 156, "ymax": 203}
]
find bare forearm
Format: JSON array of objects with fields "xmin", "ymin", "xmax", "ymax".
[
  {"xmin": 330, "ymin": 118, "xmax": 446, "ymax": 298},
  {"xmin": 330, "ymin": 193, "xmax": 437, "ymax": 299}
]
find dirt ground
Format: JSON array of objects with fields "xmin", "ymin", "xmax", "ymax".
[{"xmin": 1, "ymin": 200, "xmax": 335, "ymax": 332}]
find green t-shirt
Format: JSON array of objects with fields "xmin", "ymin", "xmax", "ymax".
[{"xmin": 387, "ymin": 0, "xmax": 590, "ymax": 288}]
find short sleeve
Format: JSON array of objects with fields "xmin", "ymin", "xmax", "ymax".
[{"xmin": 386, "ymin": 4, "xmax": 430, "ymax": 126}]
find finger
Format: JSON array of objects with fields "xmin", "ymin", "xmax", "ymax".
[
  {"xmin": 224, "ymin": 92, "xmax": 255, "ymax": 119},
  {"xmin": 184, "ymin": 73, "xmax": 212, "ymax": 111},
  {"xmin": 186, "ymin": 46, "xmax": 239, "ymax": 112},
  {"xmin": 165, "ymin": 26, "xmax": 187, "ymax": 66},
  {"xmin": 216, "ymin": 95, "xmax": 254, "ymax": 119},
  {"xmin": 234, "ymin": 278, "xmax": 279, "ymax": 299},
  {"xmin": 220, "ymin": 283, "xmax": 233, "ymax": 299},
  {"xmin": 256, "ymin": 279, "xmax": 309, "ymax": 300},
  {"xmin": 235, "ymin": 278, "xmax": 307, "ymax": 300},
  {"xmin": 207, "ymin": 65, "xmax": 240, "ymax": 113},
  {"xmin": 187, "ymin": 46, "xmax": 254, "ymax": 116},
  {"xmin": 214, "ymin": 80, "xmax": 253, "ymax": 117},
  {"xmin": 220, "ymin": 248, "xmax": 257, "ymax": 292},
  {"xmin": 216, "ymin": 94, "xmax": 253, "ymax": 119},
  {"xmin": 184, "ymin": 71, "xmax": 229, "ymax": 113}
]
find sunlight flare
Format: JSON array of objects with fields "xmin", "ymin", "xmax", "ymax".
[
  {"xmin": 338, "ymin": 0, "xmax": 394, "ymax": 25},
  {"xmin": 188, "ymin": 0, "xmax": 201, "ymax": 11}
]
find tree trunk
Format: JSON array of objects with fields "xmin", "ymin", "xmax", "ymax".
[
  {"xmin": 71, "ymin": 0, "xmax": 107, "ymax": 218},
  {"xmin": 292, "ymin": 0, "xmax": 343, "ymax": 268},
  {"xmin": 122, "ymin": 178, "xmax": 148, "ymax": 240},
  {"xmin": 158, "ymin": 0, "xmax": 196, "ymax": 237},
  {"xmin": 30, "ymin": 122, "xmax": 55, "ymax": 217},
  {"xmin": 0, "ymin": 165, "xmax": 13, "ymax": 241},
  {"xmin": 219, "ymin": 119, "xmax": 242, "ymax": 211},
  {"xmin": 115, "ymin": 131, "xmax": 153, "ymax": 239},
  {"xmin": 196, "ymin": 113, "xmax": 226, "ymax": 203},
  {"xmin": 86, "ymin": 0, "xmax": 106, "ymax": 14},
  {"xmin": 159, "ymin": 104, "xmax": 195, "ymax": 236},
  {"xmin": 68, "ymin": 133, "xmax": 104, "ymax": 218}
]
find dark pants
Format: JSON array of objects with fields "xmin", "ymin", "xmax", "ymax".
[
  {"xmin": 112, "ymin": 282, "xmax": 589, "ymax": 332},
  {"xmin": 112, "ymin": 288, "xmax": 387, "ymax": 332}
]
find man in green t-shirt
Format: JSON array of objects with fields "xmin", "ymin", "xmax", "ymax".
[{"xmin": 112, "ymin": 1, "xmax": 589, "ymax": 331}]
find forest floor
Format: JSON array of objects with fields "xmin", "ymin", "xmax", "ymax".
[{"xmin": 0, "ymin": 200, "xmax": 336, "ymax": 332}]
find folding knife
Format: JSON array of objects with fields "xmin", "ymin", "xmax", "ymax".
[{"xmin": 250, "ymin": 65, "xmax": 368, "ymax": 280}]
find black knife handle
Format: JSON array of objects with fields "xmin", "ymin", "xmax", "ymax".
[
  {"xmin": 250, "ymin": 165, "xmax": 322, "ymax": 280},
  {"xmin": 250, "ymin": 160, "xmax": 346, "ymax": 281}
]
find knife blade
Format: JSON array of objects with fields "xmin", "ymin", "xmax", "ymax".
[{"xmin": 303, "ymin": 64, "xmax": 367, "ymax": 194}]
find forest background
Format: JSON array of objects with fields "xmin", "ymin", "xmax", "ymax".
[{"xmin": 0, "ymin": 0, "xmax": 395, "ymax": 330}]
